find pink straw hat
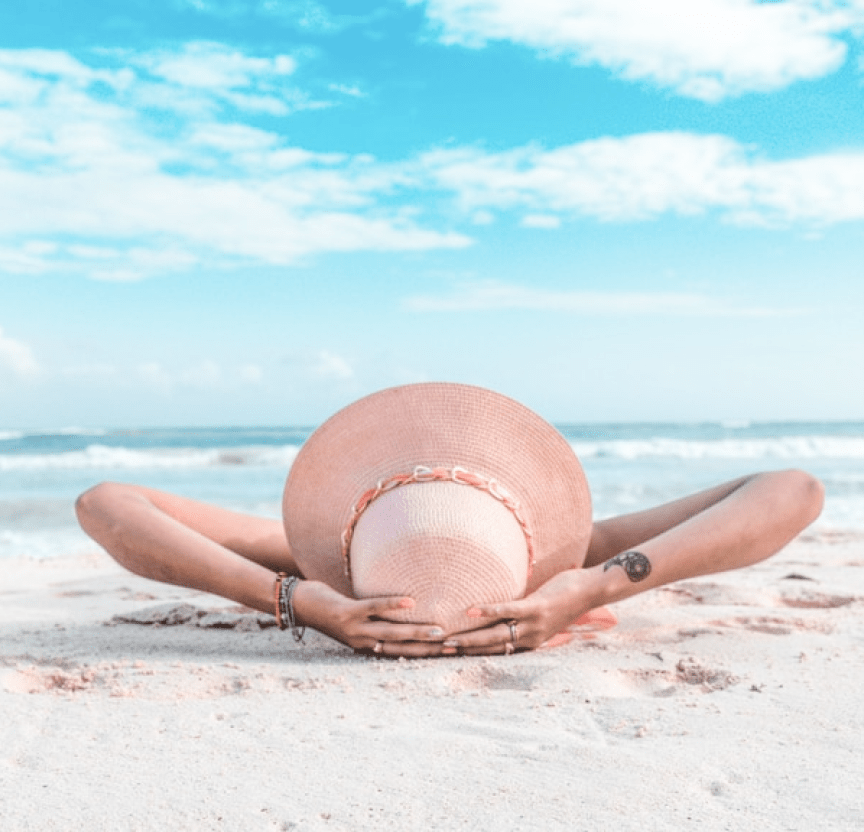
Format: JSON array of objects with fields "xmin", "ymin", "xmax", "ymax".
[{"xmin": 282, "ymin": 383, "xmax": 592, "ymax": 633}]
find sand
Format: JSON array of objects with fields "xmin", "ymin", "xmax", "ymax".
[{"xmin": 1, "ymin": 533, "xmax": 863, "ymax": 831}]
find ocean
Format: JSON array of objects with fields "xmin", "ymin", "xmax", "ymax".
[{"xmin": 2, "ymin": 421, "xmax": 863, "ymax": 560}]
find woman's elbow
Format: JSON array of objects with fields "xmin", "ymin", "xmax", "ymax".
[
  {"xmin": 75, "ymin": 481, "xmax": 128, "ymax": 537},
  {"xmin": 783, "ymin": 469, "xmax": 825, "ymax": 528}
]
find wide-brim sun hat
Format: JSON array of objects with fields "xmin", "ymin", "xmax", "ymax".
[{"xmin": 282, "ymin": 382, "xmax": 592, "ymax": 633}]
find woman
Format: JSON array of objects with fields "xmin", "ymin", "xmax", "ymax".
[{"xmin": 75, "ymin": 383, "xmax": 824, "ymax": 658}]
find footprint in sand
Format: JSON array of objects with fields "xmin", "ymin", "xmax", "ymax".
[
  {"xmin": 712, "ymin": 615, "xmax": 833, "ymax": 635},
  {"xmin": 658, "ymin": 582, "xmax": 772, "ymax": 607},
  {"xmin": 779, "ymin": 591, "xmax": 856, "ymax": 609},
  {"xmin": 444, "ymin": 664, "xmax": 547, "ymax": 693},
  {"xmin": 616, "ymin": 659, "xmax": 737, "ymax": 696}
]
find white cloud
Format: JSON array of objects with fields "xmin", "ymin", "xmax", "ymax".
[
  {"xmin": 328, "ymin": 83, "xmax": 365, "ymax": 98},
  {"xmin": 0, "ymin": 327, "xmax": 40, "ymax": 377},
  {"xmin": 61, "ymin": 363, "xmax": 117, "ymax": 378},
  {"xmin": 180, "ymin": 1, "xmax": 374, "ymax": 33},
  {"xmin": 0, "ymin": 47, "xmax": 471, "ymax": 279},
  {"xmin": 521, "ymin": 213, "xmax": 560, "ymax": 229},
  {"xmin": 0, "ymin": 242, "xmax": 56, "ymax": 274},
  {"xmin": 312, "ymin": 350, "xmax": 354, "ymax": 380},
  {"xmin": 420, "ymin": 133, "xmax": 864, "ymax": 227},
  {"xmin": 404, "ymin": 280, "xmax": 792, "ymax": 316},
  {"xmin": 139, "ymin": 42, "xmax": 296, "ymax": 89},
  {"xmin": 182, "ymin": 359, "xmax": 223, "ymax": 388},
  {"xmin": 3, "ymin": 46, "xmax": 864, "ymax": 283},
  {"xmin": 130, "ymin": 42, "xmax": 304, "ymax": 116},
  {"xmin": 138, "ymin": 361, "xmax": 173, "ymax": 392},
  {"xmin": 139, "ymin": 359, "xmax": 266, "ymax": 391},
  {"xmin": 411, "ymin": 0, "xmax": 860, "ymax": 100},
  {"xmin": 238, "ymin": 363, "xmax": 264, "ymax": 384}
]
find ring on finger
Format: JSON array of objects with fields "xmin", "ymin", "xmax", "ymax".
[
  {"xmin": 508, "ymin": 620, "xmax": 519, "ymax": 643},
  {"xmin": 504, "ymin": 641, "xmax": 515, "ymax": 655},
  {"xmin": 373, "ymin": 641, "xmax": 383, "ymax": 654}
]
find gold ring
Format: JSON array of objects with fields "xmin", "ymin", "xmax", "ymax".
[{"xmin": 373, "ymin": 641, "xmax": 383, "ymax": 654}]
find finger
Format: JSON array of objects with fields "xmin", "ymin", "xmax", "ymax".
[
  {"xmin": 359, "ymin": 595, "xmax": 416, "ymax": 617},
  {"xmin": 466, "ymin": 599, "xmax": 533, "ymax": 621},
  {"xmin": 459, "ymin": 642, "xmax": 524, "ymax": 656},
  {"xmin": 443, "ymin": 621, "xmax": 517, "ymax": 651},
  {"xmin": 371, "ymin": 640, "xmax": 450, "ymax": 659},
  {"xmin": 363, "ymin": 621, "xmax": 447, "ymax": 642},
  {"xmin": 447, "ymin": 635, "xmax": 526, "ymax": 656}
]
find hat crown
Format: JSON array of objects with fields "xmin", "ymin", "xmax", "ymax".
[{"xmin": 350, "ymin": 481, "xmax": 529, "ymax": 631}]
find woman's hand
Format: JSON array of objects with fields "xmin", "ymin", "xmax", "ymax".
[
  {"xmin": 438, "ymin": 567, "xmax": 607, "ymax": 656},
  {"xmin": 291, "ymin": 580, "xmax": 449, "ymax": 656}
]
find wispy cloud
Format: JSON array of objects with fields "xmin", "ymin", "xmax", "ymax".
[
  {"xmin": 3, "ymin": 45, "xmax": 864, "ymax": 284},
  {"xmin": 419, "ymin": 133, "xmax": 864, "ymax": 227},
  {"xmin": 410, "ymin": 0, "xmax": 861, "ymax": 100},
  {"xmin": 328, "ymin": 82, "xmax": 366, "ymax": 98},
  {"xmin": 138, "ymin": 361, "xmax": 173, "ymax": 393},
  {"xmin": 404, "ymin": 280, "xmax": 794, "ymax": 316},
  {"xmin": 180, "ymin": 0, "xmax": 379, "ymax": 33},
  {"xmin": 130, "ymin": 41, "xmax": 308, "ymax": 116},
  {"xmin": 137, "ymin": 358, "xmax": 258, "ymax": 392},
  {"xmin": 238, "ymin": 363, "xmax": 264, "ymax": 384},
  {"xmin": 311, "ymin": 350, "xmax": 354, "ymax": 380},
  {"xmin": 0, "ymin": 46, "xmax": 470, "ymax": 280},
  {"xmin": 0, "ymin": 326, "xmax": 41, "ymax": 377},
  {"xmin": 520, "ymin": 214, "xmax": 560, "ymax": 229}
]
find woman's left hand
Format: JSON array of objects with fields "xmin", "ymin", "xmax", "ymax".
[{"xmin": 440, "ymin": 567, "xmax": 605, "ymax": 655}]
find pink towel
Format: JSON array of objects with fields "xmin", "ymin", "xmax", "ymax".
[{"xmin": 541, "ymin": 606, "xmax": 618, "ymax": 649}]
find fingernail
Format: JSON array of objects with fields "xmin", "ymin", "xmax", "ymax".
[
  {"xmin": 428, "ymin": 627, "xmax": 444, "ymax": 637},
  {"xmin": 443, "ymin": 640, "xmax": 460, "ymax": 648},
  {"xmin": 466, "ymin": 607, "xmax": 482, "ymax": 618},
  {"xmin": 399, "ymin": 598, "xmax": 414, "ymax": 609}
]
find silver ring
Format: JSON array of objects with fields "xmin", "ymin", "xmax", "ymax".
[
  {"xmin": 508, "ymin": 620, "xmax": 519, "ymax": 643},
  {"xmin": 504, "ymin": 642, "xmax": 515, "ymax": 655},
  {"xmin": 373, "ymin": 641, "xmax": 383, "ymax": 654}
]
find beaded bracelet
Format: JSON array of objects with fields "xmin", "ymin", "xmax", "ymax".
[
  {"xmin": 273, "ymin": 571, "xmax": 287, "ymax": 630},
  {"xmin": 274, "ymin": 572, "xmax": 306, "ymax": 644}
]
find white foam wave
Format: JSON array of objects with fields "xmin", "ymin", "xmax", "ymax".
[
  {"xmin": 720, "ymin": 419, "xmax": 751, "ymax": 429},
  {"xmin": 0, "ymin": 427, "xmax": 106, "ymax": 441},
  {"xmin": 56, "ymin": 426, "xmax": 108, "ymax": 437},
  {"xmin": 571, "ymin": 435, "xmax": 864, "ymax": 460},
  {"xmin": 0, "ymin": 444, "xmax": 301, "ymax": 471}
]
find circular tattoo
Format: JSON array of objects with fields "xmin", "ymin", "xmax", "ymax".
[{"xmin": 603, "ymin": 550, "xmax": 652, "ymax": 582}]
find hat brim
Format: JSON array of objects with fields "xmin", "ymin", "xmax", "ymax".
[{"xmin": 282, "ymin": 383, "xmax": 592, "ymax": 599}]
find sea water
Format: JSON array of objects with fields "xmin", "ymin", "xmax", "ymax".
[{"xmin": 1, "ymin": 421, "xmax": 863, "ymax": 560}]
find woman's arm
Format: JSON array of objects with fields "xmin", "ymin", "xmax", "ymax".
[
  {"xmin": 389, "ymin": 469, "xmax": 825, "ymax": 657},
  {"xmin": 76, "ymin": 482, "xmax": 447, "ymax": 651},
  {"xmin": 583, "ymin": 474, "xmax": 760, "ymax": 568}
]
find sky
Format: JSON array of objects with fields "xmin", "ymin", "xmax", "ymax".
[{"xmin": 1, "ymin": 0, "xmax": 864, "ymax": 428}]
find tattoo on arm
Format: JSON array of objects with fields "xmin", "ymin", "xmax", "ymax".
[{"xmin": 603, "ymin": 550, "xmax": 652, "ymax": 582}]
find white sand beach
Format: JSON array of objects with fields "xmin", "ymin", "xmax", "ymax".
[{"xmin": 2, "ymin": 532, "xmax": 863, "ymax": 831}]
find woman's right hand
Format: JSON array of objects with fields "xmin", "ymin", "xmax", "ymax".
[{"xmin": 290, "ymin": 580, "xmax": 449, "ymax": 655}]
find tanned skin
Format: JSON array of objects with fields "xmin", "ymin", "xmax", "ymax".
[{"xmin": 76, "ymin": 469, "xmax": 824, "ymax": 657}]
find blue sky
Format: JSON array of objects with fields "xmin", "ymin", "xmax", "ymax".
[{"xmin": 1, "ymin": 0, "xmax": 863, "ymax": 427}]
